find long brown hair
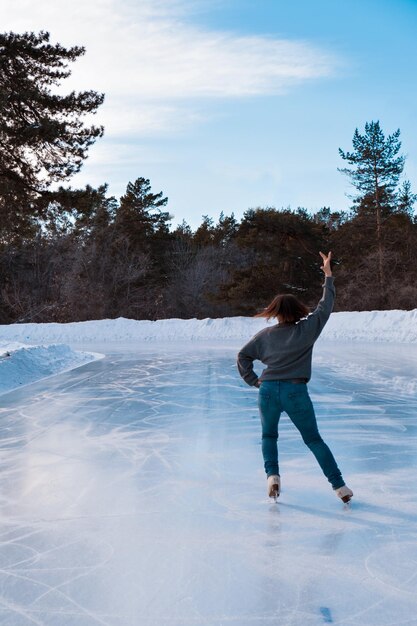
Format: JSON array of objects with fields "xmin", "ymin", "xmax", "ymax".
[{"xmin": 254, "ymin": 294, "xmax": 310, "ymax": 323}]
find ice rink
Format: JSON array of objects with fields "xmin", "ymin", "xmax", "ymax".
[{"xmin": 0, "ymin": 341, "xmax": 417, "ymax": 625}]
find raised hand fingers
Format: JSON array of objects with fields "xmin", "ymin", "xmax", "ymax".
[{"xmin": 319, "ymin": 251, "xmax": 332, "ymax": 261}]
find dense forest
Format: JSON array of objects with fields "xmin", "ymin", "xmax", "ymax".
[{"xmin": 1, "ymin": 31, "xmax": 416, "ymax": 324}]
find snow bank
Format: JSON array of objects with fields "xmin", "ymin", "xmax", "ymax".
[
  {"xmin": 0, "ymin": 309, "xmax": 415, "ymax": 396},
  {"xmin": 0, "ymin": 342, "xmax": 102, "ymax": 396},
  {"xmin": 323, "ymin": 309, "xmax": 417, "ymax": 343},
  {"xmin": 1, "ymin": 309, "xmax": 417, "ymax": 345}
]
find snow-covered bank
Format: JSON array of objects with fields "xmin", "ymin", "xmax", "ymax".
[
  {"xmin": 1, "ymin": 308, "xmax": 417, "ymax": 345},
  {"xmin": 1, "ymin": 309, "xmax": 415, "ymax": 396},
  {"xmin": 0, "ymin": 342, "xmax": 102, "ymax": 396}
]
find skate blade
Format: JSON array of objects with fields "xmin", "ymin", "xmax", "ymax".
[{"xmin": 269, "ymin": 485, "xmax": 280, "ymax": 501}]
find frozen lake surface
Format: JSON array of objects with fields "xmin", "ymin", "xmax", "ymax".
[{"xmin": 0, "ymin": 341, "xmax": 417, "ymax": 625}]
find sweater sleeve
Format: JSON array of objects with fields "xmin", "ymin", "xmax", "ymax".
[
  {"xmin": 300, "ymin": 276, "xmax": 335, "ymax": 342},
  {"xmin": 237, "ymin": 335, "xmax": 261, "ymax": 387}
]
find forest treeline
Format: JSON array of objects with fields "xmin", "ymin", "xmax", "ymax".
[{"xmin": 1, "ymin": 31, "xmax": 416, "ymax": 323}]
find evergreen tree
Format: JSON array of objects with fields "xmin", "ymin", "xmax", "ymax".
[
  {"xmin": 313, "ymin": 207, "xmax": 348, "ymax": 231},
  {"xmin": 172, "ymin": 219, "xmax": 193, "ymax": 241},
  {"xmin": 0, "ymin": 31, "xmax": 104, "ymax": 242},
  {"xmin": 112, "ymin": 178, "xmax": 171, "ymax": 318},
  {"xmin": 115, "ymin": 177, "xmax": 169, "ymax": 244},
  {"xmin": 193, "ymin": 215, "xmax": 216, "ymax": 247},
  {"xmin": 35, "ymin": 184, "xmax": 117, "ymax": 238},
  {"xmin": 217, "ymin": 208, "xmax": 326, "ymax": 314},
  {"xmin": 213, "ymin": 211, "xmax": 238, "ymax": 246},
  {"xmin": 338, "ymin": 121, "xmax": 405, "ymax": 305},
  {"xmin": 397, "ymin": 180, "xmax": 417, "ymax": 216}
]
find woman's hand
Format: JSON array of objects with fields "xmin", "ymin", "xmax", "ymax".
[{"xmin": 319, "ymin": 251, "xmax": 332, "ymax": 277}]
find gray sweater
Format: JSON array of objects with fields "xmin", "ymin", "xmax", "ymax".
[{"xmin": 237, "ymin": 277, "xmax": 335, "ymax": 386}]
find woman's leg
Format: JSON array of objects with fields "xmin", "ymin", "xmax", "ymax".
[
  {"xmin": 281, "ymin": 383, "xmax": 345, "ymax": 490},
  {"xmin": 258, "ymin": 383, "xmax": 281, "ymax": 477}
]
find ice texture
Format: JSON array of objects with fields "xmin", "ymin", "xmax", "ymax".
[{"xmin": 0, "ymin": 341, "xmax": 416, "ymax": 625}]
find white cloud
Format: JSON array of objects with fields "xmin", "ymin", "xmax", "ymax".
[
  {"xmin": 97, "ymin": 101, "xmax": 203, "ymax": 138},
  {"xmin": 2, "ymin": 0, "xmax": 338, "ymax": 139}
]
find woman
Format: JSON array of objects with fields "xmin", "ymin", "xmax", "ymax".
[{"xmin": 237, "ymin": 251, "xmax": 353, "ymax": 504}]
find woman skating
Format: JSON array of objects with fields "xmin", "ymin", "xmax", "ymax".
[{"xmin": 237, "ymin": 251, "xmax": 353, "ymax": 503}]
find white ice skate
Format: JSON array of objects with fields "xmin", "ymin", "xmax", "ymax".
[
  {"xmin": 334, "ymin": 485, "xmax": 353, "ymax": 504},
  {"xmin": 267, "ymin": 475, "xmax": 280, "ymax": 501}
]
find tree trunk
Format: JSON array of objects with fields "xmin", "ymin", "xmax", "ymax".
[{"xmin": 374, "ymin": 169, "xmax": 385, "ymax": 307}]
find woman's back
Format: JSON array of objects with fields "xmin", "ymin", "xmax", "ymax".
[{"xmin": 237, "ymin": 276, "xmax": 335, "ymax": 385}]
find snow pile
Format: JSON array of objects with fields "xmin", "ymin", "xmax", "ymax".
[
  {"xmin": 324, "ymin": 309, "xmax": 417, "ymax": 343},
  {"xmin": 0, "ymin": 342, "xmax": 101, "ymax": 396},
  {"xmin": 1, "ymin": 308, "xmax": 417, "ymax": 345}
]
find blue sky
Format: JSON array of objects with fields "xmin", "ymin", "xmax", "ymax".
[{"xmin": 3, "ymin": 0, "xmax": 417, "ymax": 228}]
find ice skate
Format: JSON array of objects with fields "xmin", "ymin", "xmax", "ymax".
[
  {"xmin": 334, "ymin": 485, "xmax": 353, "ymax": 504},
  {"xmin": 267, "ymin": 475, "xmax": 280, "ymax": 501}
]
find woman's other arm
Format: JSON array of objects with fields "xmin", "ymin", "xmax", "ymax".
[{"xmin": 237, "ymin": 336, "xmax": 261, "ymax": 387}]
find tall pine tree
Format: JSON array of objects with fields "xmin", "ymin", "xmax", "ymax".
[
  {"xmin": 338, "ymin": 121, "xmax": 405, "ymax": 305},
  {"xmin": 0, "ymin": 31, "xmax": 104, "ymax": 242}
]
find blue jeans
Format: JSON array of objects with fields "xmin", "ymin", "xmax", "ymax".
[{"xmin": 258, "ymin": 380, "xmax": 345, "ymax": 490}]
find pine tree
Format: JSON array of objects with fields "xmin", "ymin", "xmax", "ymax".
[
  {"xmin": 338, "ymin": 121, "xmax": 405, "ymax": 305},
  {"xmin": 112, "ymin": 178, "xmax": 171, "ymax": 318},
  {"xmin": 0, "ymin": 31, "xmax": 104, "ymax": 242},
  {"xmin": 397, "ymin": 180, "xmax": 416, "ymax": 217},
  {"xmin": 115, "ymin": 177, "xmax": 169, "ymax": 244}
]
